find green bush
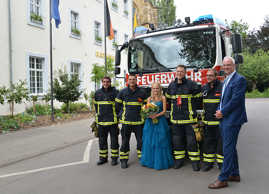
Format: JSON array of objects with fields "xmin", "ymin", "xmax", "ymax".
[
  {"xmin": 0, "ymin": 116, "xmax": 20, "ymax": 132},
  {"xmin": 246, "ymin": 89, "xmax": 269, "ymax": 98},
  {"xmin": 15, "ymin": 113, "xmax": 34, "ymax": 124},
  {"xmin": 61, "ymin": 102, "xmax": 89, "ymax": 113}
]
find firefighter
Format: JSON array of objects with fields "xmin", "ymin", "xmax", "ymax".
[
  {"xmin": 94, "ymin": 76, "xmax": 119, "ymax": 166},
  {"xmin": 115, "ymin": 74, "xmax": 147, "ymax": 169},
  {"xmin": 166, "ymin": 65, "xmax": 201, "ymax": 171},
  {"xmin": 201, "ymin": 69, "xmax": 223, "ymax": 171}
]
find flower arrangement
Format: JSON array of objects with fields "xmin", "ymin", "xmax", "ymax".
[{"xmin": 141, "ymin": 102, "xmax": 159, "ymax": 124}]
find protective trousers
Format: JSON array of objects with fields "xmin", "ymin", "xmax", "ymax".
[
  {"xmin": 202, "ymin": 125, "xmax": 223, "ymax": 165},
  {"xmin": 120, "ymin": 124, "xmax": 143, "ymax": 161},
  {"xmin": 98, "ymin": 124, "xmax": 119, "ymax": 160},
  {"xmin": 171, "ymin": 124, "xmax": 200, "ymax": 162}
]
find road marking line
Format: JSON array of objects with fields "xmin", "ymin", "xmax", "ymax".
[
  {"xmin": 83, "ymin": 139, "xmax": 97, "ymax": 162},
  {"xmin": 0, "ymin": 139, "xmax": 97, "ymax": 179}
]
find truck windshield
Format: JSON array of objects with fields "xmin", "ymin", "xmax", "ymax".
[{"xmin": 128, "ymin": 28, "xmax": 216, "ymax": 73}]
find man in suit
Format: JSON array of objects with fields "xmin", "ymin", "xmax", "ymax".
[{"xmin": 208, "ymin": 56, "xmax": 248, "ymax": 189}]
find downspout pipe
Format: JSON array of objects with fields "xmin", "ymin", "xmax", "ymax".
[{"xmin": 8, "ymin": 0, "xmax": 13, "ymax": 85}]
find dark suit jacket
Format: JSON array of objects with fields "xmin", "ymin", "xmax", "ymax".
[{"xmin": 220, "ymin": 72, "xmax": 248, "ymax": 127}]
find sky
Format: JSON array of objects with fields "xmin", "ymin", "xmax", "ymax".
[{"xmin": 175, "ymin": 0, "xmax": 269, "ymax": 31}]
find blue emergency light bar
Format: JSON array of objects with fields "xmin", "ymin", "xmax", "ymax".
[{"xmin": 194, "ymin": 14, "xmax": 227, "ymax": 28}]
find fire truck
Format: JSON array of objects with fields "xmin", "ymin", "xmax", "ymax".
[{"xmin": 114, "ymin": 14, "xmax": 243, "ymax": 88}]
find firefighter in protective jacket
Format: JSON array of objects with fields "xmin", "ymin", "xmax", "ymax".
[
  {"xmin": 115, "ymin": 74, "xmax": 147, "ymax": 169},
  {"xmin": 94, "ymin": 77, "xmax": 119, "ymax": 166},
  {"xmin": 166, "ymin": 65, "xmax": 201, "ymax": 171},
  {"xmin": 201, "ymin": 69, "xmax": 223, "ymax": 171}
]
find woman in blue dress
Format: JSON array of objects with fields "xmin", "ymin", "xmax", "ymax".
[{"xmin": 140, "ymin": 82, "xmax": 174, "ymax": 170}]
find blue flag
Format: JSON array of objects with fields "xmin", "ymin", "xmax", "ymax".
[{"xmin": 51, "ymin": 0, "xmax": 61, "ymax": 28}]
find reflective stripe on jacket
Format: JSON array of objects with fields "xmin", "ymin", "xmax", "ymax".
[
  {"xmin": 94, "ymin": 87, "xmax": 118, "ymax": 125},
  {"xmin": 202, "ymin": 79, "xmax": 222, "ymax": 125},
  {"xmin": 116, "ymin": 86, "xmax": 147, "ymax": 125},
  {"xmin": 166, "ymin": 78, "xmax": 201, "ymax": 124}
]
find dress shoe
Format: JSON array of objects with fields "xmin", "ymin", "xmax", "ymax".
[
  {"xmin": 202, "ymin": 163, "xmax": 213, "ymax": 172},
  {"xmin": 111, "ymin": 158, "xmax": 118, "ymax": 166},
  {"xmin": 217, "ymin": 163, "xmax": 222, "ymax": 170},
  {"xmin": 192, "ymin": 162, "xmax": 200, "ymax": 171},
  {"xmin": 120, "ymin": 161, "xmax": 128, "ymax": 169},
  {"xmin": 228, "ymin": 175, "xmax": 240, "ymax": 182},
  {"xmin": 173, "ymin": 160, "xmax": 184, "ymax": 169},
  {"xmin": 208, "ymin": 180, "xmax": 228, "ymax": 189},
  {"xmin": 97, "ymin": 158, "xmax": 108, "ymax": 165}
]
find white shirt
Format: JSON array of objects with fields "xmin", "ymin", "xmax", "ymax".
[{"xmin": 220, "ymin": 71, "xmax": 236, "ymax": 110}]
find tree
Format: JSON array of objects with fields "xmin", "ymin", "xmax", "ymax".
[
  {"xmin": 257, "ymin": 16, "xmax": 269, "ymax": 52},
  {"xmin": 91, "ymin": 58, "xmax": 115, "ymax": 90},
  {"xmin": 4, "ymin": 80, "xmax": 29, "ymax": 117},
  {"xmin": 150, "ymin": 0, "xmax": 176, "ymax": 26},
  {"xmin": 238, "ymin": 50, "xmax": 269, "ymax": 92},
  {"xmin": 53, "ymin": 70, "xmax": 82, "ymax": 113},
  {"xmin": 0, "ymin": 86, "xmax": 7, "ymax": 105}
]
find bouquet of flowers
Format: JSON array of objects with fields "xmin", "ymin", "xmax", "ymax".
[{"xmin": 141, "ymin": 102, "xmax": 160, "ymax": 124}]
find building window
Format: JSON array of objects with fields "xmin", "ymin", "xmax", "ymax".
[
  {"xmin": 29, "ymin": 56, "xmax": 44, "ymax": 94},
  {"xmin": 111, "ymin": 0, "xmax": 118, "ymax": 11},
  {"xmin": 112, "ymin": 30, "xmax": 117, "ymax": 48},
  {"xmin": 70, "ymin": 62, "xmax": 81, "ymax": 78},
  {"xmin": 71, "ymin": 11, "xmax": 80, "ymax": 36},
  {"xmin": 94, "ymin": 21, "xmax": 102, "ymax": 44},
  {"xmin": 29, "ymin": 0, "xmax": 43, "ymax": 25},
  {"xmin": 124, "ymin": 0, "xmax": 128, "ymax": 16}
]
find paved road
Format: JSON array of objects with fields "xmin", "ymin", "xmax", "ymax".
[{"xmin": 0, "ymin": 99, "xmax": 268, "ymax": 194}]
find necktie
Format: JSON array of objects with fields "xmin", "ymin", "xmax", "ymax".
[{"xmin": 220, "ymin": 79, "xmax": 228, "ymax": 109}]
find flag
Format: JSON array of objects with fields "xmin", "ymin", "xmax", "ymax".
[
  {"xmin": 105, "ymin": 0, "xmax": 114, "ymax": 40},
  {"xmin": 51, "ymin": 0, "xmax": 61, "ymax": 28},
  {"xmin": 133, "ymin": 11, "xmax": 138, "ymax": 31}
]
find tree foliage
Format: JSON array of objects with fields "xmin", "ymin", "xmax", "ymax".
[
  {"xmin": 238, "ymin": 50, "xmax": 269, "ymax": 92},
  {"xmin": 53, "ymin": 70, "xmax": 82, "ymax": 113},
  {"xmin": 150, "ymin": 0, "xmax": 176, "ymax": 26},
  {"xmin": 91, "ymin": 58, "xmax": 115, "ymax": 87},
  {"xmin": 4, "ymin": 81, "xmax": 29, "ymax": 117}
]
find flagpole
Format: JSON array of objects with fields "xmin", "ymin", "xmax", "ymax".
[
  {"xmin": 49, "ymin": 0, "xmax": 55, "ymax": 121},
  {"xmin": 104, "ymin": 0, "xmax": 107, "ymax": 76}
]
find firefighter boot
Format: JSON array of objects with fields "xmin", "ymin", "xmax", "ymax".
[
  {"xmin": 111, "ymin": 158, "xmax": 118, "ymax": 166},
  {"xmin": 202, "ymin": 162, "xmax": 213, "ymax": 172},
  {"xmin": 97, "ymin": 158, "xmax": 108, "ymax": 165},
  {"xmin": 174, "ymin": 159, "xmax": 184, "ymax": 169},
  {"xmin": 120, "ymin": 160, "xmax": 128, "ymax": 169},
  {"xmin": 192, "ymin": 161, "xmax": 200, "ymax": 171}
]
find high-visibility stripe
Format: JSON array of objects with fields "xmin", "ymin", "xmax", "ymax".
[
  {"xmin": 203, "ymin": 99, "xmax": 220, "ymax": 103},
  {"xmin": 111, "ymin": 149, "xmax": 118, "ymax": 153},
  {"xmin": 94, "ymin": 101, "xmax": 115, "ymax": 105},
  {"xmin": 193, "ymin": 93, "xmax": 202, "ymax": 98},
  {"xmin": 189, "ymin": 156, "xmax": 200, "ymax": 161},
  {"xmin": 120, "ymin": 156, "xmax": 129, "ymax": 159},
  {"xmin": 203, "ymin": 158, "xmax": 215, "ymax": 162},
  {"xmin": 115, "ymin": 98, "xmax": 122, "ymax": 103},
  {"xmin": 188, "ymin": 151, "xmax": 200, "ymax": 156},
  {"xmin": 203, "ymin": 153, "xmax": 215, "ymax": 158},
  {"xmin": 216, "ymin": 154, "xmax": 224, "ymax": 159},
  {"xmin": 99, "ymin": 154, "xmax": 107, "ymax": 158},
  {"xmin": 216, "ymin": 159, "xmax": 223, "ymax": 163},
  {"xmin": 175, "ymin": 155, "xmax": 185, "ymax": 159},
  {"xmin": 188, "ymin": 96, "xmax": 193, "ymax": 121},
  {"xmin": 203, "ymin": 120, "xmax": 220, "ymax": 125},
  {"xmin": 170, "ymin": 104, "xmax": 197, "ymax": 124},
  {"xmin": 166, "ymin": 94, "xmax": 192, "ymax": 99},
  {"xmin": 174, "ymin": 150, "xmax": 186, "ymax": 154},
  {"xmin": 123, "ymin": 101, "xmax": 143, "ymax": 105},
  {"xmin": 119, "ymin": 120, "xmax": 144, "ymax": 125},
  {"xmin": 137, "ymin": 150, "xmax": 141, "ymax": 154},
  {"xmin": 111, "ymin": 154, "xmax": 119, "ymax": 157},
  {"xmin": 99, "ymin": 150, "xmax": 108, "ymax": 153},
  {"xmin": 120, "ymin": 151, "xmax": 129, "ymax": 155}
]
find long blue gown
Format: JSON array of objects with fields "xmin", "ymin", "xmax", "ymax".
[{"xmin": 140, "ymin": 101, "xmax": 174, "ymax": 170}]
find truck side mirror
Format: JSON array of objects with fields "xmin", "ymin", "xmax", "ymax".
[
  {"xmin": 231, "ymin": 34, "xmax": 242, "ymax": 53},
  {"xmin": 115, "ymin": 67, "xmax": 121, "ymax": 75},
  {"xmin": 115, "ymin": 50, "xmax": 121, "ymax": 66},
  {"xmin": 234, "ymin": 54, "xmax": 243, "ymax": 64}
]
